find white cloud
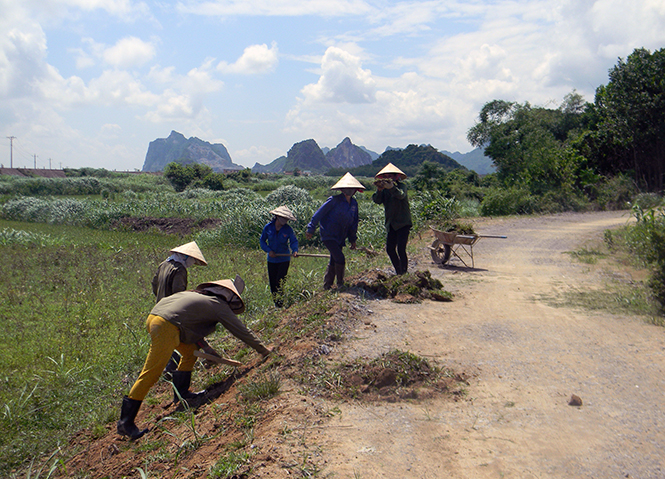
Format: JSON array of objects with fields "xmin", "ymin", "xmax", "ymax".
[
  {"xmin": 217, "ymin": 43, "xmax": 279, "ymax": 74},
  {"xmin": 177, "ymin": 0, "xmax": 373, "ymax": 17},
  {"xmin": 232, "ymin": 144, "xmax": 285, "ymax": 165},
  {"xmin": 300, "ymin": 46, "xmax": 376, "ymax": 104},
  {"xmin": 287, "ymin": 69, "xmax": 473, "ymax": 154},
  {"xmin": 59, "ymin": 0, "xmax": 151, "ymax": 19},
  {"xmin": 0, "ymin": 3, "xmax": 48, "ymax": 99},
  {"xmin": 103, "ymin": 36, "xmax": 156, "ymax": 69}
]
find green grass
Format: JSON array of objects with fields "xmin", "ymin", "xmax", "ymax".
[
  {"xmin": 0, "ymin": 218, "xmax": 394, "ymax": 476},
  {"xmin": 543, "ymin": 232, "xmax": 661, "ymax": 322},
  {"xmin": 238, "ymin": 372, "xmax": 281, "ymax": 402},
  {"xmin": 209, "ymin": 450, "xmax": 252, "ymax": 478}
]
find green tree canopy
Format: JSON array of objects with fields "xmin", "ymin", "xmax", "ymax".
[
  {"xmin": 164, "ymin": 162, "xmax": 219, "ymax": 192},
  {"xmin": 467, "ymin": 95, "xmax": 592, "ymax": 196},
  {"xmin": 588, "ymin": 47, "xmax": 665, "ymax": 191}
]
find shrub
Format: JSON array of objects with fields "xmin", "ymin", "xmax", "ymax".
[
  {"xmin": 411, "ymin": 190, "xmax": 461, "ymax": 223},
  {"xmin": 625, "ymin": 205, "xmax": 665, "ymax": 313},
  {"xmin": 589, "ymin": 174, "xmax": 637, "ymax": 210},
  {"xmin": 265, "ymin": 185, "xmax": 312, "ymax": 206},
  {"xmin": 480, "ymin": 186, "xmax": 538, "ymax": 216}
]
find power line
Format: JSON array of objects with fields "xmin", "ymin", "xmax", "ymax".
[{"xmin": 6, "ymin": 136, "xmax": 15, "ymax": 168}]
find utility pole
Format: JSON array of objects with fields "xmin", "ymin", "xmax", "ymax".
[{"xmin": 6, "ymin": 136, "xmax": 15, "ymax": 168}]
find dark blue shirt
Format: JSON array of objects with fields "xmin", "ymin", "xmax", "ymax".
[
  {"xmin": 260, "ymin": 220, "xmax": 299, "ymax": 263},
  {"xmin": 307, "ymin": 194, "xmax": 359, "ymax": 245}
]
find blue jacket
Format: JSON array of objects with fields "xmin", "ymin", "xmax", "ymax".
[
  {"xmin": 260, "ymin": 220, "xmax": 299, "ymax": 263},
  {"xmin": 307, "ymin": 194, "xmax": 359, "ymax": 245}
]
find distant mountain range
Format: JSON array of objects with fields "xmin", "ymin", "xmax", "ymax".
[
  {"xmin": 441, "ymin": 148, "xmax": 495, "ymax": 175},
  {"xmin": 142, "ymin": 131, "xmax": 494, "ymax": 175},
  {"xmin": 251, "ymin": 137, "xmax": 374, "ymax": 174}
]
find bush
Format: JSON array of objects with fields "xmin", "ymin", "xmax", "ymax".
[
  {"xmin": 625, "ymin": 205, "xmax": 665, "ymax": 313},
  {"xmin": 632, "ymin": 193, "xmax": 663, "ymax": 210},
  {"xmin": 265, "ymin": 185, "xmax": 312, "ymax": 206},
  {"xmin": 589, "ymin": 174, "xmax": 637, "ymax": 210},
  {"xmin": 480, "ymin": 187, "xmax": 538, "ymax": 216},
  {"xmin": 411, "ymin": 190, "xmax": 461, "ymax": 224}
]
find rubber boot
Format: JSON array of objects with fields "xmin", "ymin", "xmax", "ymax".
[
  {"xmin": 162, "ymin": 351, "xmax": 180, "ymax": 380},
  {"xmin": 172, "ymin": 371, "xmax": 205, "ymax": 405},
  {"xmin": 335, "ymin": 263, "xmax": 346, "ymax": 288},
  {"xmin": 117, "ymin": 396, "xmax": 148, "ymax": 440},
  {"xmin": 323, "ymin": 263, "xmax": 335, "ymax": 290}
]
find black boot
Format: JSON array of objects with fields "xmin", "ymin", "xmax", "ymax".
[
  {"xmin": 117, "ymin": 396, "xmax": 148, "ymax": 440},
  {"xmin": 323, "ymin": 263, "xmax": 335, "ymax": 290},
  {"xmin": 162, "ymin": 351, "xmax": 180, "ymax": 380},
  {"xmin": 172, "ymin": 371, "xmax": 205, "ymax": 405},
  {"xmin": 335, "ymin": 263, "xmax": 346, "ymax": 288}
]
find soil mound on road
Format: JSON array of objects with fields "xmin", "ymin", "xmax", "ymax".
[{"xmin": 347, "ymin": 269, "xmax": 453, "ymax": 302}]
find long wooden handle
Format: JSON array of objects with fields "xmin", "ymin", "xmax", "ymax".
[
  {"xmin": 193, "ymin": 350, "xmax": 242, "ymax": 367},
  {"xmin": 275, "ymin": 253, "xmax": 330, "ymax": 258}
]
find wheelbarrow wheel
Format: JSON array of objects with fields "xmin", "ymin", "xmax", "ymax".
[{"xmin": 430, "ymin": 239, "xmax": 451, "ymax": 264}]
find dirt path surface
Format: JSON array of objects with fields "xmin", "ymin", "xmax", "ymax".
[{"xmin": 319, "ymin": 211, "xmax": 665, "ymax": 479}]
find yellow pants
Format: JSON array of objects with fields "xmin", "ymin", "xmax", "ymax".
[{"xmin": 128, "ymin": 314, "xmax": 198, "ymax": 401}]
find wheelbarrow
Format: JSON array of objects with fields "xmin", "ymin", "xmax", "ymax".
[{"xmin": 429, "ymin": 226, "xmax": 506, "ymax": 268}]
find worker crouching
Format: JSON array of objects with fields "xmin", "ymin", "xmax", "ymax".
[{"xmin": 117, "ymin": 275, "xmax": 271, "ymax": 440}]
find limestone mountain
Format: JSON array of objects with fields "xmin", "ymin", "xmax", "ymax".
[
  {"xmin": 142, "ymin": 131, "xmax": 243, "ymax": 173},
  {"xmin": 284, "ymin": 139, "xmax": 330, "ymax": 173},
  {"xmin": 252, "ymin": 137, "xmax": 376, "ymax": 174},
  {"xmin": 325, "ymin": 137, "xmax": 373, "ymax": 169}
]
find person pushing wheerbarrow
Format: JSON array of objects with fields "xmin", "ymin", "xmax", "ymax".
[{"xmin": 117, "ymin": 275, "xmax": 272, "ymax": 440}]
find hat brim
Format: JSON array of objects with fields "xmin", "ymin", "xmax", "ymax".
[{"xmin": 196, "ymin": 279, "xmax": 246, "ymax": 314}]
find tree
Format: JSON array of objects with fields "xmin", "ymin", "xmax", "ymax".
[
  {"xmin": 590, "ymin": 48, "xmax": 665, "ymax": 191},
  {"xmin": 467, "ymin": 96, "xmax": 593, "ymax": 196},
  {"xmin": 164, "ymin": 162, "xmax": 215, "ymax": 192},
  {"xmin": 164, "ymin": 162, "xmax": 193, "ymax": 192}
]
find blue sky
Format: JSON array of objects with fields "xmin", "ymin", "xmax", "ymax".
[{"xmin": 2, "ymin": 1, "xmax": 664, "ymax": 171}]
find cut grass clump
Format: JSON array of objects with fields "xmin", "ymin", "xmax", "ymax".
[
  {"xmin": 298, "ymin": 349, "xmax": 469, "ymax": 403},
  {"xmin": 238, "ymin": 373, "xmax": 281, "ymax": 402},
  {"xmin": 209, "ymin": 450, "xmax": 251, "ymax": 478}
]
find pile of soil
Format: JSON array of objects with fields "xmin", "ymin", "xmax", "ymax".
[
  {"xmin": 111, "ymin": 216, "xmax": 220, "ymax": 236},
  {"xmin": 347, "ymin": 269, "xmax": 453, "ymax": 303}
]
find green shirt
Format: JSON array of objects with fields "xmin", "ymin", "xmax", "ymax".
[
  {"xmin": 151, "ymin": 260, "xmax": 187, "ymax": 302},
  {"xmin": 372, "ymin": 181, "xmax": 413, "ymax": 231},
  {"xmin": 151, "ymin": 291, "xmax": 268, "ymax": 354}
]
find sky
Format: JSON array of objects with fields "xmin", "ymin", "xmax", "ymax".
[{"xmin": 1, "ymin": 1, "xmax": 664, "ymax": 171}]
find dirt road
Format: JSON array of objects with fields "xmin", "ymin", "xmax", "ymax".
[{"xmin": 320, "ymin": 211, "xmax": 665, "ymax": 478}]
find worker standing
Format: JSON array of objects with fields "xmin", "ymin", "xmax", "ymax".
[
  {"xmin": 260, "ymin": 206, "xmax": 299, "ymax": 307},
  {"xmin": 306, "ymin": 172, "xmax": 364, "ymax": 290},
  {"xmin": 372, "ymin": 163, "xmax": 412, "ymax": 275}
]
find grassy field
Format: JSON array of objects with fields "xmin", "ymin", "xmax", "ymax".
[{"xmin": 0, "ymin": 217, "xmax": 394, "ymax": 476}]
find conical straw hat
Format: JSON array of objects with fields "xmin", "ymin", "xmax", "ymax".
[
  {"xmin": 330, "ymin": 172, "xmax": 365, "ymax": 191},
  {"xmin": 269, "ymin": 205, "xmax": 297, "ymax": 221},
  {"xmin": 170, "ymin": 241, "xmax": 207, "ymax": 266},
  {"xmin": 196, "ymin": 275, "xmax": 245, "ymax": 313},
  {"xmin": 375, "ymin": 163, "xmax": 406, "ymax": 180}
]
